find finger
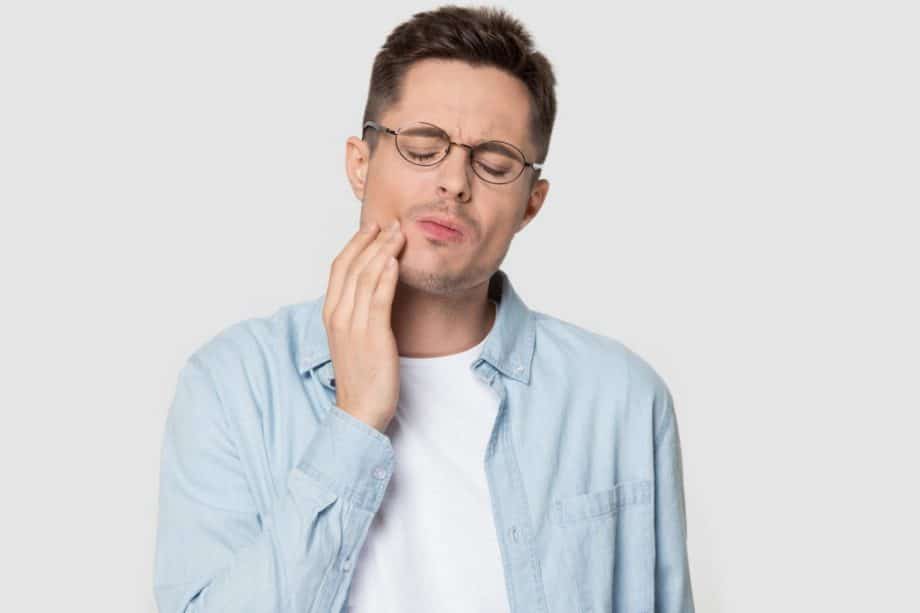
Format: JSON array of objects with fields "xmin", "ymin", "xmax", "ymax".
[
  {"xmin": 368, "ymin": 252, "xmax": 400, "ymax": 331},
  {"xmin": 340, "ymin": 220, "xmax": 401, "ymax": 325},
  {"xmin": 352, "ymin": 228, "xmax": 405, "ymax": 328},
  {"xmin": 324, "ymin": 220, "xmax": 380, "ymax": 321}
]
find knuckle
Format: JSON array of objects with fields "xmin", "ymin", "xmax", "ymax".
[
  {"xmin": 357, "ymin": 265, "xmax": 375, "ymax": 286},
  {"xmin": 343, "ymin": 262, "xmax": 361, "ymax": 283},
  {"xmin": 329, "ymin": 313, "xmax": 348, "ymax": 332},
  {"xmin": 373, "ymin": 246, "xmax": 391, "ymax": 263}
]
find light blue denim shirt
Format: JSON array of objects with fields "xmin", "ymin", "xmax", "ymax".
[{"xmin": 154, "ymin": 268, "xmax": 695, "ymax": 613}]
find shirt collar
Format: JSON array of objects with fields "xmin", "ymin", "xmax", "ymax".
[{"xmin": 297, "ymin": 268, "xmax": 536, "ymax": 385}]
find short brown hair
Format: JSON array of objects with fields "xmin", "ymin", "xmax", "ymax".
[{"xmin": 360, "ymin": 5, "xmax": 557, "ymax": 185}]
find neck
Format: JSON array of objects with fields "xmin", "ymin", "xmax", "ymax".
[{"xmin": 390, "ymin": 276, "xmax": 496, "ymax": 359}]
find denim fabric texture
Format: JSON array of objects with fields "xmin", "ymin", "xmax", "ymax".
[{"xmin": 154, "ymin": 268, "xmax": 695, "ymax": 613}]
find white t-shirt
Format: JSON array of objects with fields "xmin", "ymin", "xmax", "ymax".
[{"xmin": 346, "ymin": 305, "xmax": 510, "ymax": 612}]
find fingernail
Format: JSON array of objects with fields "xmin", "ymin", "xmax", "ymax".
[{"xmin": 390, "ymin": 219, "xmax": 400, "ymax": 231}]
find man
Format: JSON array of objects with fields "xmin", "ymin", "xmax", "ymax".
[{"xmin": 154, "ymin": 5, "xmax": 695, "ymax": 613}]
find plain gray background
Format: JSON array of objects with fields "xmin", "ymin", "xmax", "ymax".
[{"xmin": 1, "ymin": 1, "xmax": 917, "ymax": 611}]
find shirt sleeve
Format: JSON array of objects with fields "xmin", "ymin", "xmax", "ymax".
[
  {"xmin": 653, "ymin": 383, "xmax": 696, "ymax": 613},
  {"xmin": 153, "ymin": 355, "xmax": 394, "ymax": 613}
]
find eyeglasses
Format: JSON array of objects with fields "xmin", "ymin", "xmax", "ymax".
[{"xmin": 362, "ymin": 120, "xmax": 543, "ymax": 185}]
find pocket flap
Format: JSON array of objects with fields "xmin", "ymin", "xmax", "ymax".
[{"xmin": 553, "ymin": 479, "xmax": 652, "ymax": 524}]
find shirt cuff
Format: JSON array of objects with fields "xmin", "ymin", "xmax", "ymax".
[{"xmin": 296, "ymin": 403, "xmax": 395, "ymax": 512}]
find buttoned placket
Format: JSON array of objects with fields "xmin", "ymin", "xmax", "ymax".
[{"xmin": 473, "ymin": 358, "xmax": 549, "ymax": 613}]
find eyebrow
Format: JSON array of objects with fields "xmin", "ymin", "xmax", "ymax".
[
  {"xmin": 401, "ymin": 124, "xmax": 445, "ymax": 138},
  {"xmin": 407, "ymin": 122, "xmax": 523, "ymax": 156},
  {"xmin": 475, "ymin": 140, "xmax": 521, "ymax": 159}
]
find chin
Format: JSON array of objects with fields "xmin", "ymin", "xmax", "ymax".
[{"xmin": 396, "ymin": 256, "xmax": 490, "ymax": 297}]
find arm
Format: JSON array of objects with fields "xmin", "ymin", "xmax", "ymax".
[
  {"xmin": 153, "ymin": 355, "xmax": 393, "ymax": 613},
  {"xmin": 653, "ymin": 384, "xmax": 696, "ymax": 613}
]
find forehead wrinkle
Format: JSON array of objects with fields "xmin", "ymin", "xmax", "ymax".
[{"xmin": 445, "ymin": 118, "xmax": 521, "ymax": 148}]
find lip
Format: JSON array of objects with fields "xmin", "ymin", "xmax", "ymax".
[{"xmin": 416, "ymin": 215, "xmax": 467, "ymax": 242}]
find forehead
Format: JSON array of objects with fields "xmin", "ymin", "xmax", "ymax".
[{"xmin": 382, "ymin": 58, "xmax": 532, "ymax": 148}]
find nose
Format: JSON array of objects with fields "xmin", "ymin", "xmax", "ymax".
[{"xmin": 436, "ymin": 142, "xmax": 474, "ymax": 203}]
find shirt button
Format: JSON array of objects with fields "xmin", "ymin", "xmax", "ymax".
[
  {"xmin": 342, "ymin": 557, "xmax": 351, "ymax": 571},
  {"xmin": 510, "ymin": 526, "xmax": 519, "ymax": 542},
  {"xmin": 372, "ymin": 466, "xmax": 387, "ymax": 480}
]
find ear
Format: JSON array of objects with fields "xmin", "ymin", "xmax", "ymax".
[
  {"xmin": 345, "ymin": 136, "xmax": 371, "ymax": 200},
  {"xmin": 516, "ymin": 178, "xmax": 550, "ymax": 233}
]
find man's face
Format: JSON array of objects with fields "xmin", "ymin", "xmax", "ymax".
[{"xmin": 345, "ymin": 58, "xmax": 550, "ymax": 297}]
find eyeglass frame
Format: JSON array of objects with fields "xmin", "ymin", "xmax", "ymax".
[{"xmin": 362, "ymin": 120, "xmax": 544, "ymax": 185}]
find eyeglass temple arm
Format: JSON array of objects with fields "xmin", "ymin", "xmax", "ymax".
[{"xmin": 362, "ymin": 120, "xmax": 397, "ymax": 137}]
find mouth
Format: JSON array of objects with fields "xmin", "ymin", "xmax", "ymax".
[{"xmin": 415, "ymin": 217, "xmax": 466, "ymax": 243}]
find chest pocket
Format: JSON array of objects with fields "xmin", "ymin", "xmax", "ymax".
[{"xmin": 551, "ymin": 479, "xmax": 654, "ymax": 613}]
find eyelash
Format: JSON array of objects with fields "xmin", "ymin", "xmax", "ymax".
[{"xmin": 409, "ymin": 152, "xmax": 505, "ymax": 176}]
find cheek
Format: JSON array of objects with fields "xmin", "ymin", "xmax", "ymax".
[
  {"xmin": 477, "ymin": 215, "xmax": 518, "ymax": 251},
  {"xmin": 366, "ymin": 164, "xmax": 425, "ymax": 215}
]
